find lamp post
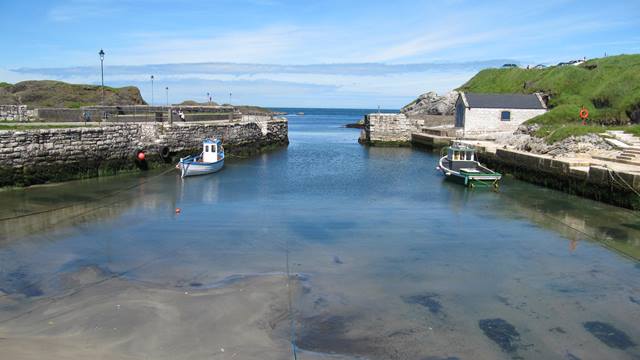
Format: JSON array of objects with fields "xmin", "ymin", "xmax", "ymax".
[
  {"xmin": 206, "ymin": 92, "xmax": 210, "ymax": 105},
  {"xmin": 165, "ymin": 86, "xmax": 169, "ymax": 106},
  {"xmin": 99, "ymin": 49, "xmax": 105, "ymax": 106},
  {"xmin": 150, "ymin": 75, "xmax": 155, "ymax": 106},
  {"xmin": 229, "ymin": 91, "xmax": 232, "ymax": 105}
]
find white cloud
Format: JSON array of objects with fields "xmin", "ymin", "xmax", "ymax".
[{"xmin": 48, "ymin": 0, "xmax": 124, "ymax": 22}]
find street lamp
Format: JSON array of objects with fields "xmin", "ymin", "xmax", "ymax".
[
  {"xmin": 150, "ymin": 75, "xmax": 155, "ymax": 106},
  {"xmin": 206, "ymin": 92, "xmax": 210, "ymax": 105},
  {"xmin": 165, "ymin": 86, "xmax": 169, "ymax": 106},
  {"xmin": 99, "ymin": 49, "xmax": 105, "ymax": 106},
  {"xmin": 229, "ymin": 91, "xmax": 232, "ymax": 105}
]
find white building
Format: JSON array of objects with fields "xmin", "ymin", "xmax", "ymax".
[{"xmin": 455, "ymin": 92, "xmax": 547, "ymax": 135}]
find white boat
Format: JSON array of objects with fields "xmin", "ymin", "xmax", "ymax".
[
  {"xmin": 178, "ymin": 138, "xmax": 225, "ymax": 178},
  {"xmin": 437, "ymin": 142, "xmax": 501, "ymax": 188}
]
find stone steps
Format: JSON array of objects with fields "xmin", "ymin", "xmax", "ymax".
[
  {"xmin": 604, "ymin": 131, "xmax": 640, "ymax": 152},
  {"xmin": 594, "ymin": 155, "xmax": 640, "ymax": 167}
]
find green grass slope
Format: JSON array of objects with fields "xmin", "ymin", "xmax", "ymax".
[
  {"xmin": 0, "ymin": 80, "xmax": 146, "ymax": 108},
  {"xmin": 457, "ymin": 54, "xmax": 640, "ymax": 127}
]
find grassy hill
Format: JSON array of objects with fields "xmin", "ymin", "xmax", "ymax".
[
  {"xmin": 457, "ymin": 54, "xmax": 640, "ymax": 141},
  {"xmin": 177, "ymin": 100, "xmax": 220, "ymax": 106},
  {"xmin": 0, "ymin": 80, "xmax": 146, "ymax": 108}
]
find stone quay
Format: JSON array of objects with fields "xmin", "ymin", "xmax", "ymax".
[{"xmin": 0, "ymin": 115, "xmax": 288, "ymax": 187}]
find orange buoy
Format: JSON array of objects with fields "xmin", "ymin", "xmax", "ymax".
[
  {"xmin": 137, "ymin": 152, "xmax": 145, "ymax": 161},
  {"xmin": 175, "ymin": 208, "xmax": 181, "ymax": 214},
  {"xmin": 579, "ymin": 108, "xmax": 589, "ymax": 119}
]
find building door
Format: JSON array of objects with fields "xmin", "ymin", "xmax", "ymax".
[{"xmin": 455, "ymin": 103, "xmax": 465, "ymax": 128}]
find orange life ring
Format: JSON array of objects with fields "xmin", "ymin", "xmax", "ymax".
[{"xmin": 579, "ymin": 108, "xmax": 589, "ymax": 119}]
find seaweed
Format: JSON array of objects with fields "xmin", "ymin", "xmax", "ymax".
[
  {"xmin": 403, "ymin": 293, "xmax": 442, "ymax": 314},
  {"xmin": 583, "ymin": 321, "xmax": 636, "ymax": 350},
  {"xmin": 478, "ymin": 318, "xmax": 521, "ymax": 353},
  {"xmin": 0, "ymin": 268, "xmax": 43, "ymax": 297}
]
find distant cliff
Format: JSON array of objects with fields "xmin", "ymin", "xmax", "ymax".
[{"xmin": 0, "ymin": 80, "xmax": 146, "ymax": 108}]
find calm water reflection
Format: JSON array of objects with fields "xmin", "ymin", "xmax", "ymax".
[{"xmin": 0, "ymin": 109, "xmax": 638, "ymax": 359}]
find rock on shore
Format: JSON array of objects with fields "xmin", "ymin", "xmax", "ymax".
[
  {"xmin": 495, "ymin": 125, "xmax": 613, "ymax": 157},
  {"xmin": 401, "ymin": 91, "xmax": 459, "ymax": 116}
]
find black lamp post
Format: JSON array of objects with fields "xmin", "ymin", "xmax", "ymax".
[
  {"xmin": 207, "ymin": 92, "xmax": 210, "ymax": 105},
  {"xmin": 150, "ymin": 75, "xmax": 155, "ymax": 106},
  {"xmin": 165, "ymin": 86, "xmax": 169, "ymax": 106},
  {"xmin": 99, "ymin": 49, "xmax": 105, "ymax": 106}
]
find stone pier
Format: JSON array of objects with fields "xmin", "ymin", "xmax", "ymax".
[
  {"xmin": 359, "ymin": 113, "xmax": 454, "ymax": 146},
  {"xmin": 0, "ymin": 116, "xmax": 288, "ymax": 187}
]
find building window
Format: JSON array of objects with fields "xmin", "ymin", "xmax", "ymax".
[{"xmin": 501, "ymin": 111, "xmax": 511, "ymax": 121}]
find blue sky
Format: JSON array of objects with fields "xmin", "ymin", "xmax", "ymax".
[{"xmin": 1, "ymin": 0, "xmax": 638, "ymax": 108}]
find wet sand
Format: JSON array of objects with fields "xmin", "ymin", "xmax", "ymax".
[{"xmin": 0, "ymin": 270, "xmax": 297, "ymax": 360}]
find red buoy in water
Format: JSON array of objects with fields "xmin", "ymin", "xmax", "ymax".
[
  {"xmin": 175, "ymin": 208, "xmax": 181, "ymax": 214},
  {"xmin": 137, "ymin": 152, "xmax": 145, "ymax": 161}
]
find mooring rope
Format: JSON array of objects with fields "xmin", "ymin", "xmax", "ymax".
[
  {"xmin": 0, "ymin": 239, "xmax": 199, "ymax": 323},
  {"xmin": 491, "ymin": 181, "xmax": 639, "ymax": 262},
  {"xmin": 0, "ymin": 166, "xmax": 181, "ymax": 301},
  {"xmin": 285, "ymin": 246, "xmax": 298, "ymax": 360},
  {"xmin": 603, "ymin": 165, "xmax": 640, "ymax": 198},
  {"xmin": 0, "ymin": 166, "xmax": 176, "ymax": 223}
]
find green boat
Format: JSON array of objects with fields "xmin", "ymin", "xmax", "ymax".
[{"xmin": 438, "ymin": 143, "xmax": 501, "ymax": 188}]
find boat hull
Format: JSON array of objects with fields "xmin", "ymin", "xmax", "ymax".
[
  {"xmin": 179, "ymin": 158, "xmax": 224, "ymax": 177},
  {"xmin": 438, "ymin": 156, "xmax": 501, "ymax": 188}
]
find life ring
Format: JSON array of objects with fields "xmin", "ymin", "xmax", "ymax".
[{"xmin": 579, "ymin": 108, "xmax": 589, "ymax": 119}]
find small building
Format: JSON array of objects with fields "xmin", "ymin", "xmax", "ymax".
[{"xmin": 454, "ymin": 92, "xmax": 547, "ymax": 135}]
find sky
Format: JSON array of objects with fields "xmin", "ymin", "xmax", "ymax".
[{"xmin": 0, "ymin": 0, "xmax": 638, "ymax": 108}]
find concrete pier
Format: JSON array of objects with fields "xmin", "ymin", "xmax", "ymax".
[{"xmin": 410, "ymin": 133, "xmax": 452, "ymax": 148}]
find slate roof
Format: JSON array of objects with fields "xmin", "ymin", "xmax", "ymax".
[{"xmin": 463, "ymin": 93, "xmax": 545, "ymax": 109}]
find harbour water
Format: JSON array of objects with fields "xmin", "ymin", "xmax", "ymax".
[{"xmin": 0, "ymin": 108, "xmax": 639, "ymax": 359}]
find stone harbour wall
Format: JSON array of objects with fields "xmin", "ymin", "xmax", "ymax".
[
  {"xmin": 34, "ymin": 105, "xmax": 238, "ymax": 122},
  {"xmin": 0, "ymin": 116, "xmax": 288, "ymax": 186},
  {"xmin": 359, "ymin": 113, "xmax": 454, "ymax": 146},
  {"xmin": 478, "ymin": 147, "xmax": 640, "ymax": 210},
  {"xmin": 0, "ymin": 105, "xmax": 36, "ymax": 121}
]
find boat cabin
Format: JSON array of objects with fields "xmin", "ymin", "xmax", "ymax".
[
  {"xmin": 448, "ymin": 146, "xmax": 475, "ymax": 161},
  {"xmin": 444, "ymin": 145, "xmax": 477, "ymax": 171},
  {"xmin": 202, "ymin": 138, "xmax": 223, "ymax": 163}
]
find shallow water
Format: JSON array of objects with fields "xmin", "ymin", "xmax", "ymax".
[{"xmin": 0, "ymin": 108, "xmax": 639, "ymax": 359}]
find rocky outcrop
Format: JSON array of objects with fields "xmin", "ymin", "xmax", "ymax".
[
  {"xmin": 496, "ymin": 125, "xmax": 613, "ymax": 157},
  {"xmin": 401, "ymin": 91, "xmax": 459, "ymax": 116}
]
